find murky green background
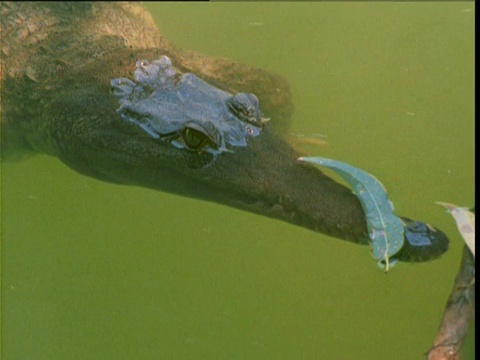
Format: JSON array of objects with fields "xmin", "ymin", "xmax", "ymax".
[{"xmin": 1, "ymin": 3, "xmax": 475, "ymax": 359}]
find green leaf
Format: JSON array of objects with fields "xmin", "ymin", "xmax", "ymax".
[
  {"xmin": 436, "ymin": 202, "xmax": 475, "ymax": 257},
  {"xmin": 298, "ymin": 157, "xmax": 405, "ymax": 270}
]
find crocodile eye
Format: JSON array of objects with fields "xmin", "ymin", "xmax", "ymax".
[{"xmin": 183, "ymin": 126, "xmax": 211, "ymax": 150}]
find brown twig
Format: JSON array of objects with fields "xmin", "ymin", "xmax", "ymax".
[{"xmin": 426, "ymin": 246, "xmax": 475, "ymax": 360}]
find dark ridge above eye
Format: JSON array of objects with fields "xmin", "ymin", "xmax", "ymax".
[{"xmin": 226, "ymin": 93, "xmax": 263, "ymax": 127}]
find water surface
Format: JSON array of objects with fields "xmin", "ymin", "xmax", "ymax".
[{"xmin": 2, "ymin": 3, "xmax": 475, "ymax": 359}]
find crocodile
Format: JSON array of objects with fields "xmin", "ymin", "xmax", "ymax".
[{"xmin": 1, "ymin": 2, "xmax": 448, "ymax": 262}]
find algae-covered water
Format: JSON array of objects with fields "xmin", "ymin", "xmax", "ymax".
[{"xmin": 1, "ymin": 3, "xmax": 475, "ymax": 359}]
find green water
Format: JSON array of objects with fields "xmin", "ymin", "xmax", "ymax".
[{"xmin": 1, "ymin": 3, "xmax": 475, "ymax": 359}]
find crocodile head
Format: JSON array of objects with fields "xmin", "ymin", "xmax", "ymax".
[
  {"xmin": 0, "ymin": 2, "xmax": 448, "ymax": 263},
  {"xmin": 39, "ymin": 55, "xmax": 447, "ymax": 263}
]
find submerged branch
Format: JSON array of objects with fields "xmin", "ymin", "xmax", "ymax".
[{"xmin": 426, "ymin": 246, "xmax": 475, "ymax": 360}]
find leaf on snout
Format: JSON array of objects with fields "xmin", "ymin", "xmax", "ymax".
[{"xmin": 298, "ymin": 157, "xmax": 405, "ymax": 271}]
